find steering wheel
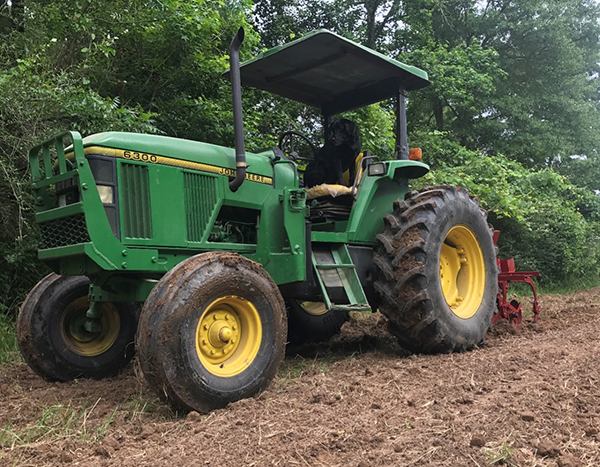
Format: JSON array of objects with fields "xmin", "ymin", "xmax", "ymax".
[{"xmin": 278, "ymin": 131, "xmax": 317, "ymax": 162}]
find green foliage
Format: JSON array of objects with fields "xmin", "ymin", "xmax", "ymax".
[
  {"xmin": 0, "ymin": 57, "xmax": 156, "ymax": 318},
  {"xmin": 404, "ymin": 40, "xmax": 507, "ymax": 141},
  {"xmin": 0, "ymin": 313, "xmax": 19, "ymax": 365},
  {"xmin": 341, "ymin": 105, "xmax": 396, "ymax": 160},
  {"xmin": 556, "ymin": 155, "xmax": 600, "ymax": 195},
  {"xmin": 474, "ymin": 0, "xmax": 600, "ymax": 166}
]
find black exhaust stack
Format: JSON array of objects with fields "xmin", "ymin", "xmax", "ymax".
[{"xmin": 228, "ymin": 27, "xmax": 247, "ymax": 192}]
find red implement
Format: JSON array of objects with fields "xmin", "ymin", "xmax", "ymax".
[{"xmin": 492, "ymin": 231, "xmax": 541, "ymax": 327}]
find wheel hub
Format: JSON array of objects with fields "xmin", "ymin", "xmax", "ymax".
[
  {"xmin": 68, "ymin": 313, "xmax": 99, "ymax": 343},
  {"xmin": 440, "ymin": 225, "xmax": 485, "ymax": 319},
  {"xmin": 61, "ymin": 297, "xmax": 120, "ymax": 356},
  {"xmin": 201, "ymin": 315, "xmax": 239, "ymax": 358},
  {"xmin": 195, "ymin": 296, "xmax": 262, "ymax": 377},
  {"xmin": 297, "ymin": 301, "xmax": 328, "ymax": 316}
]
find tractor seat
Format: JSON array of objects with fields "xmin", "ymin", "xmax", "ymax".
[
  {"xmin": 305, "ymin": 152, "xmax": 371, "ymax": 222},
  {"xmin": 304, "ymin": 152, "xmax": 369, "ymax": 200}
]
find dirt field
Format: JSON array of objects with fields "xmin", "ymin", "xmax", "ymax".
[{"xmin": 1, "ymin": 288, "xmax": 599, "ymax": 467}]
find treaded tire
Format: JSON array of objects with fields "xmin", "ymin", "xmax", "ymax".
[
  {"xmin": 137, "ymin": 252, "xmax": 287, "ymax": 413},
  {"xmin": 286, "ymin": 300, "xmax": 348, "ymax": 345},
  {"xmin": 373, "ymin": 186, "xmax": 498, "ymax": 353},
  {"xmin": 17, "ymin": 273, "xmax": 138, "ymax": 380}
]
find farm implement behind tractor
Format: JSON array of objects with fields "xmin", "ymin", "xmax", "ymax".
[{"xmin": 493, "ymin": 231, "xmax": 541, "ymax": 327}]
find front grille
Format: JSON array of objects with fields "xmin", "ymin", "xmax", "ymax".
[
  {"xmin": 184, "ymin": 172, "xmax": 218, "ymax": 242},
  {"xmin": 121, "ymin": 163, "xmax": 152, "ymax": 239},
  {"xmin": 39, "ymin": 213, "xmax": 90, "ymax": 249}
]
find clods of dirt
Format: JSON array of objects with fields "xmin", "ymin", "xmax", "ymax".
[{"xmin": 2, "ymin": 287, "xmax": 600, "ymax": 466}]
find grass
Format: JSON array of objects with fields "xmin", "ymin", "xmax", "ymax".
[
  {"xmin": 0, "ymin": 390, "xmax": 170, "ymax": 450},
  {"xmin": 0, "ymin": 314, "xmax": 20, "ymax": 365},
  {"xmin": 0, "ymin": 400, "xmax": 112, "ymax": 448},
  {"xmin": 537, "ymin": 275, "xmax": 600, "ymax": 295},
  {"xmin": 275, "ymin": 352, "xmax": 335, "ymax": 391},
  {"xmin": 485, "ymin": 442, "xmax": 517, "ymax": 466},
  {"xmin": 120, "ymin": 393, "xmax": 163, "ymax": 421}
]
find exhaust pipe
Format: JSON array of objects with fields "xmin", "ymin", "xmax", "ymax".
[{"xmin": 228, "ymin": 27, "xmax": 247, "ymax": 192}]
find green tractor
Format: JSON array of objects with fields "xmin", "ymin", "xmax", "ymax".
[{"xmin": 18, "ymin": 28, "xmax": 498, "ymax": 412}]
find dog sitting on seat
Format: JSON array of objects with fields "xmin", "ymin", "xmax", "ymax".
[{"xmin": 304, "ymin": 118, "xmax": 361, "ymax": 188}]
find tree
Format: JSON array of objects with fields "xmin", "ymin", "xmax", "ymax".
[{"xmin": 427, "ymin": 0, "xmax": 600, "ymax": 166}]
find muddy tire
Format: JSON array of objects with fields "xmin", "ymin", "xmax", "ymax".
[
  {"xmin": 17, "ymin": 273, "xmax": 138, "ymax": 380},
  {"xmin": 373, "ymin": 186, "xmax": 497, "ymax": 353},
  {"xmin": 286, "ymin": 300, "xmax": 348, "ymax": 345},
  {"xmin": 137, "ymin": 252, "xmax": 287, "ymax": 413}
]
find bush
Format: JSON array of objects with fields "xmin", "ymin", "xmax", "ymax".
[{"xmin": 0, "ymin": 61, "xmax": 156, "ymax": 317}]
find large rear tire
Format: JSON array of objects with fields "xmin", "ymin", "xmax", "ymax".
[
  {"xmin": 17, "ymin": 274, "xmax": 138, "ymax": 380},
  {"xmin": 373, "ymin": 186, "xmax": 497, "ymax": 353},
  {"xmin": 137, "ymin": 252, "xmax": 287, "ymax": 412}
]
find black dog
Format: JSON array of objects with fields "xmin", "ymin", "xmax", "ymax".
[{"xmin": 304, "ymin": 118, "xmax": 361, "ymax": 188}]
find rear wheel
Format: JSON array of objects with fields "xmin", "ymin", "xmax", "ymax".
[
  {"xmin": 17, "ymin": 274, "xmax": 138, "ymax": 380},
  {"xmin": 286, "ymin": 300, "xmax": 348, "ymax": 345},
  {"xmin": 137, "ymin": 252, "xmax": 287, "ymax": 412},
  {"xmin": 373, "ymin": 186, "xmax": 497, "ymax": 353}
]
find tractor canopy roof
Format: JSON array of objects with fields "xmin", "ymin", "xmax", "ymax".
[{"xmin": 231, "ymin": 29, "xmax": 429, "ymax": 116}]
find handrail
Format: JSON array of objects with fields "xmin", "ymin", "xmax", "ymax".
[{"xmin": 29, "ymin": 131, "xmax": 83, "ymax": 181}]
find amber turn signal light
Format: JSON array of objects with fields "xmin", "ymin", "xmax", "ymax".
[{"xmin": 409, "ymin": 147, "xmax": 422, "ymax": 161}]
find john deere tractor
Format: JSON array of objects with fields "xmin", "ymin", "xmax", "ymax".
[{"xmin": 18, "ymin": 28, "xmax": 498, "ymax": 412}]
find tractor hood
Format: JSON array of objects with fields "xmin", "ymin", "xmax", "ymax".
[{"xmin": 225, "ymin": 29, "xmax": 429, "ymax": 116}]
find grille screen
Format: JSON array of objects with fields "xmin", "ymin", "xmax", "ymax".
[
  {"xmin": 121, "ymin": 163, "xmax": 152, "ymax": 239},
  {"xmin": 39, "ymin": 213, "xmax": 90, "ymax": 249},
  {"xmin": 184, "ymin": 172, "xmax": 218, "ymax": 242}
]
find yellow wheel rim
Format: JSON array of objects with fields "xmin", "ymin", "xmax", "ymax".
[
  {"xmin": 439, "ymin": 225, "xmax": 486, "ymax": 319},
  {"xmin": 297, "ymin": 301, "xmax": 328, "ymax": 316},
  {"xmin": 60, "ymin": 297, "xmax": 120, "ymax": 356},
  {"xmin": 195, "ymin": 296, "xmax": 262, "ymax": 377}
]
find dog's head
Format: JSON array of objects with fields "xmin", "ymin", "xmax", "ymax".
[{"xmin": 328, "ymin": 118, "xmax": 359, "ymax": 150}]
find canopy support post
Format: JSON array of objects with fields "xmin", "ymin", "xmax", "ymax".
[{"xmin": 395, "ymin": 91, "xmax": 408, "ymax": 160}]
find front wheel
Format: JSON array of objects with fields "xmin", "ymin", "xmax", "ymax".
[
  {"xmin": 17, "ymin": 274, "xmax": 138, "ymax": 380},
  {"xmin": 137, "ymin": 252, "xmax": 287, "ymax": 412},
  {"xmin": 373, "ymin": 186, "xmax": 498, "ymax": 353}
]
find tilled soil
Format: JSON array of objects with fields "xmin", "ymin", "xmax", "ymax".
[{"xmin": 1, "ymin": 288, "xmax": 599, "ymax": 466}]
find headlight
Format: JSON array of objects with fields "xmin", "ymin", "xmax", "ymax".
[{"xmin": 97, "ymin": 185, "xmax": 114, "ymax": 204}]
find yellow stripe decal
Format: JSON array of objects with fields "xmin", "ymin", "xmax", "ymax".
[{"xmin": 80, "ymin": 146, "xmax": 273, "ymax": 185}]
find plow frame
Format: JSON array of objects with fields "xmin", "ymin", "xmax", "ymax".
[{"xmin": 492, "ymin": 231, "xmax": 541, "ymax": 327}]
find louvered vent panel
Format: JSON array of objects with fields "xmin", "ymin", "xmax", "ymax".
[
  {"xmin": 121, "ymin": 163, "xmax": 152, "ymax": 239},
  {"xmin": 184, "ymin": 172, "xmax": 217, "ymax": 242}
]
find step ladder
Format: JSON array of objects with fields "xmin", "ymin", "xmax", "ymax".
[{"xmin": 312, "ymin": 244, "xmax": 371, "ymax": 312}]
